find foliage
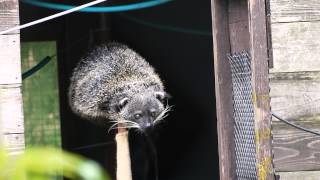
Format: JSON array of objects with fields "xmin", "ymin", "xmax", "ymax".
[{"xmin": 0, "ymin": 147, "xmax": 109, "ymax": 180}]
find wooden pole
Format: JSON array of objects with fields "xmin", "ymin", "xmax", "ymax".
[
  {"xmin": 248, "ymin": 0, "xmax": 274, "ymax": 179},
  {"xmin": 211, "ymin": 0, "xmax": 237, "ymax": 179},
  {"xmin": 0, "ymin": 0, "xmax": 25, "ymax": 155},
  {"xmin": 116, "ymin": 124, "xmax": 132, "ymax": 180}
]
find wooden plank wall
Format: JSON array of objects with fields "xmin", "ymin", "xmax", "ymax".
[
  {"xmin": 0, "ymin": 0, "xmax": 25, "ymax": 155},
  {"xmin": 270, "ymin": 0, "xmax": 320, "ymax": 178}
]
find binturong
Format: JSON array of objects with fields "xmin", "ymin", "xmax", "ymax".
[{"xmin": 68, "ymin": 42, "xmax": 171, "ymax": 131}]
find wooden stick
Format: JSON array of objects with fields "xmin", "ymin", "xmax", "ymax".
[{"xmin": 116, "ymin": 124, "xmax": 132, "ymax": 180}]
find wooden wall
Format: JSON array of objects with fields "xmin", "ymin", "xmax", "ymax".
[{"xmin": 270, "ymin": 0, "xmax": 320, "ymax": 177}]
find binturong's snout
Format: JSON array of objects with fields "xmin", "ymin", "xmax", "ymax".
[{"xmin": 140, "ymin": 117, "xmax": 154, "ymax": 129}]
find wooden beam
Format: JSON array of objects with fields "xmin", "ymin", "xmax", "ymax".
[
  {"xmin": 211, "ymin": 0, "xmax": 237, "ymax": 179},
  {"xmin": 248, "ymin": 0, "xmax": 275, "ymax": 179},
  {"xmin": 228, "ymin": 0, "xmax": 250, "ymax": 53},
  {"xmin": 0, "ymin": 0, "xmax": 25, "ymax": 155}
]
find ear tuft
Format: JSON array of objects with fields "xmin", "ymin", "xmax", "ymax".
[
  {"xmin": 119, "ymin": 97, "xmax": 129, "ymax": 109},
  {"xmin": 155, "ymin": 92, "xmax": 171, "ymax": 102}
]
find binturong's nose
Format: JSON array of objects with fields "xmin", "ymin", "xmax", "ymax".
[{"xmin": 140, "ymin": 118, "xmax": 153, "ymax": 129}]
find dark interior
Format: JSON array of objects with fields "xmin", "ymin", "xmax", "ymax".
[{"xmin": 20, "ymin": 0, "xmax": 219, "ymax": 179}]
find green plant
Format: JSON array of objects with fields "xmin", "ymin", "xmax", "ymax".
[{"xmin": 0, "ymin": 147, "xmax": 109, "ymax": 180}]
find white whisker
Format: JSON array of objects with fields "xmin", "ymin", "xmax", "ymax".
[
  {"xmin": 108, "ymin": 119, "xmax": 141, "ymax": 133},
  {"xmin": 154, "ymin": 105, "xmax": 172, "ymax": 125}
]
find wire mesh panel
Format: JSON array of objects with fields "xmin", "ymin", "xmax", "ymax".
[{"xmin": 228, "ymin": 51, "xmax": 258, "ymax": 180}]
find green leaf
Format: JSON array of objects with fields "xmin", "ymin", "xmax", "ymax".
[{"xmin": 0, "ymin": 147, "xmax": 109, "ymax": 180}]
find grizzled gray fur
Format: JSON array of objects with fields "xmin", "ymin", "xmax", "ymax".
[{"xmin": 69, "ymin": 42, "xmax": 170, "ymax": 130}]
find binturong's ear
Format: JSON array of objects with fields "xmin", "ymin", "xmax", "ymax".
[
  {"xmin": 99, "ymin": 97, "xmax": 128, "ymax": 112},
  {"xmin": 118, "ymin": 97, "xmax": 129, "ymax": 109},
  {"xmin": 155, "ymin": 92, "xmax": 171, "ymax": 102}
]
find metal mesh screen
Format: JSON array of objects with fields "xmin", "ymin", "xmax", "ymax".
[{"xmin": 228, "ymin": 51, "xmax": 258, "ymax": 180}]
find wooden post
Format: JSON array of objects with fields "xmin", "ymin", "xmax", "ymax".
[
  {"xmin": 248, "ymin": 0, "xmax": 274, "ymax": 179},
  {"xmin": 0, "ymin": 0, "xmax": 25, "ymax": 155},
  {"xmin": 211, "ymin": 0, "xmax": 237, "ymax": 179}
]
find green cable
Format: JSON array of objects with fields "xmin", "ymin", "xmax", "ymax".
[
  {"xmin": 118, "ymin": 13, "xmax": 212, "ymax": 37},
  {"xmin": 21, "ymin": 0, "xmax": 172, "ymax": 13}
]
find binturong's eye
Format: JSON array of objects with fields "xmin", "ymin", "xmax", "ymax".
[
  {"xmin": 150, "ymin": 109, "xmax": 157, "ymax": 117},
  {"xmin": 134, "ymin": 113, "xmax": 142, "ymax": 120}
]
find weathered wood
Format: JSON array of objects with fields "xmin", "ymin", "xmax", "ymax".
[
  {"xmin": 269, "ymin": 0, "xmax": 320, "ymax": 176},
  {"xmin": 0, "ymin": 0, "xmax": 19, "ymax": 33},
  {"xmin": 273, "ymin": 121, "xmax": 320, "ymax": 171},
  {"xmin": 248, "ymin": 0, "xmax": 274, "ymax": 179},
  {"xmin": 277, "ymin": 171, "xmax": 320, "ymax": 180},
  {"xmin": 270, "ymin": 72, "xmax": 320, "ymax": 120},
  {"xmin": 270, "ymin": 71, "xmax": 320, "ymax": 171},
  {"xmin": 211, "ymin": 0, "xmax": 236, "ymax": 179},
  {"xmin": 0, "ymin": 0, "xmax": 24, "ymax": 155},
  {"xmin": 266, "ymin": 0, "xmax": 274, "ymax": 68},
  {"xmin": 21, "ymin": 42, "xmax": 61, "ymax": 147},
  {"xmin": 0, "ymin": 35, "xmax": 21, "ymax": 84},
  {"xmin": 270, "ymin": 0, "xmax": 320, "ymax": 23},
  {"xmin": 228, "ymin": 0, "xmax": 248, "ymax": 23},
  {"xmin": 271, "ymin": 21, "xmax": 320, "ymax": 73},
  {"xmin": 228, "ymin": 0, "xmax": 250, "ymax": 53},
  {"xmin": 0, "ymin": 84, "xmax": 25, "ymax": 155}
]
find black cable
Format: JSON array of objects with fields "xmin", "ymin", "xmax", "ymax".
[
  {"xmin": 21, "ymin": 27, "xmax": 110, "ymax": 80},
  {"xmin": 72, "ymin": 141, "xmax": 114, "ymax": 151},
  {"xmin": 271, "ymin": 112, "xmax": 320, "ymax": 136},
  {"xmin": 22, "ymin": 55, "xmax": 55, "ymax": 80}
]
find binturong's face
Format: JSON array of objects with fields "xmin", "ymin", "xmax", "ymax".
[{"xmin": 118, "ymin": 92, "xmax": 171, "ymax": 131}]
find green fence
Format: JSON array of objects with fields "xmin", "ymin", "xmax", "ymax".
[{"xmin": 21, "ymin": 41, "xmax": 61, "ymax": 147}]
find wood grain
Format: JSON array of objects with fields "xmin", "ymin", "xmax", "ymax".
[
  {"xmin": 0, "ymin": 84, "xmax": 25, "ymax": 155},
  {"xmin": 0, "ymin": 35, "xmax": 21, "ymax": 84},
  {"xmin": 211, "ymin": 0, "xmax": 236, "ymax": 179},
  {"xmin": 21, "ymin": 42, "xmax": 61, "ymax": 147},
  {"xmin": 269, "ymin": 0, "xmax": 320, "ymax": 175},
  {"xmin": 0, "ymin": 0, "xmax": 19, "ymax": 33},
  {"xmin": 271, "ymin": 21, "xmax": 320, "ymax": 73},
  {"xmin": 270, "ymin": 0, "xmax": 320, "ymax": 23},
  {"xmin": 265, "ymin": 0, "xmax": 320, "ymax": 176},
  {"xmin": 228, "ymin": 0, "xmax": 249, "ymax": 53},
  {"xmin": 270, "ymin": 72, "xmax": 320, "ymax": 119},
  {"xmin": 277, "ymin": 171, "xmax": 320, "ymax": 179},
  {"xmin": 266, "ymin": 0, "xmax": 274, "ymax": 68},
  {"xmin": 248, "ymin": 0, "xmax": 274, "ymax": 179},
  {"xmin": 0, "ymin": 0, "xmax": 24, "ymax": 155},
  {"xmin": 273, "ymin": 121, "xmax": 320, "ymax": 171},
  {"xmin": 270, "ymin": 71, "xmax": 320, "ymax": 171}
]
